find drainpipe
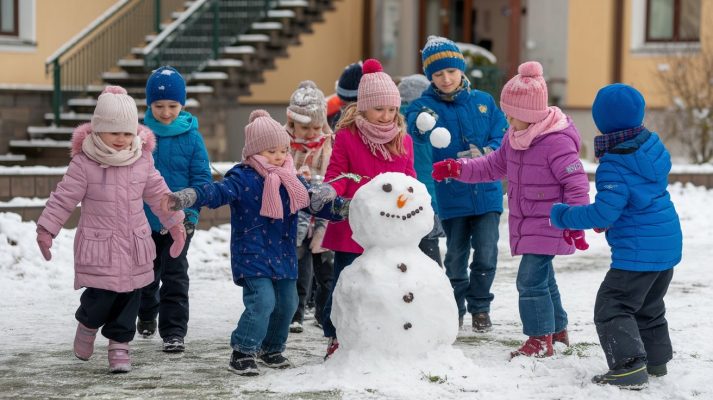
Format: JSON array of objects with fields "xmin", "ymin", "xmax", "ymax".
[
  {"xmin": 612, "ymin": 0, "xmax": 624, "ymax": 83},
  {"xmin": 507, "ymin": 0, "xmax": 522, "ymax": 78}
]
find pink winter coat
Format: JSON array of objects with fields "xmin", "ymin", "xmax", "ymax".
[{"xmin": 37, "ymin": 123, "xmax": 185, "ymax": 293}]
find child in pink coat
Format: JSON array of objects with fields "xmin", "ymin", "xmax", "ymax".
[{"xmin": 35, "ymin": 86, "xmax": 186, "ymax": 373}]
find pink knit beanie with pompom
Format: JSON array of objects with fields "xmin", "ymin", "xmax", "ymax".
[
  {"xmin": 91, "ymin": 85, "xmax": 139, "ymax": 134},
  {"xmin": 500, "ymin": 61, "xmax": 549, "ymax": 123},
  {"xmin": 356, "ymin": 59, "xmax": 401, "ymax": 112},
  {"xmin": 242, "ymin": 109, "xmax": 290, "ymax": 160}
]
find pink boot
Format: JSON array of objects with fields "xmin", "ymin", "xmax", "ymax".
[
  {"xmin": 553, "ymin": 329, "xmax": 570, "ymax": 346},
  {"xmin": 108, "ymin": 340, "xmax": 131, "ymax": 373},
  {"xmin": 73, "ymin": 322, "xmax": 98, "ymax": 361},
  {"xmin": 510, "ymin": 335, "xmax": 554, "ymax": 359}
]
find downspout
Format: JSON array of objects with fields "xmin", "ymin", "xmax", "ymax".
[
  {"xmin": 612, "ymin": 0, "xmax": 624, "ymax": 83},
  {"xmin": 507, "ymin": 0, "xmax": 522, "ymax": 78}
]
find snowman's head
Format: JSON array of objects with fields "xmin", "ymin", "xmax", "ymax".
[{"xmin": 349, "ymin": 172, "xmax": 435, "ymax": 248}]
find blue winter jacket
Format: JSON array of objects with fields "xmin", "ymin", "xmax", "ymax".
[
  {"xmin": 193, "ymin": 164, "xmax": 347, "ymax": 286},
  {"xmin": 550, "ymin": 130, "xmax": 682, "ymax": 271},
  {"xmin": 143, "ymin": 110, "xmax": 212, "ymax": 231},
  {"xmin": 401, "ymin": 104, "xmax": 438, "ymax": 211},
  {"xmin": 406, "ymin": 85, "xmax": 508, "ymax": 220}
]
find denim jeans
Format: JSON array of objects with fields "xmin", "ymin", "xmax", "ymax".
[
  {"xmin": 230, "ymin": 277, "xmax": 298, "ymax": 355},
  {"xmin": 516, "ymin": 254, "xmax": 568, "ymax": 336},
  {"xmin": 442, "ymin": 212, "xmax": 500, "ymax": 317},
  {"xmin": 322, "ymin": 251, "xmax": 360, "ymax": 338}
]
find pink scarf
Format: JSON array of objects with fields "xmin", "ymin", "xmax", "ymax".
[
  {"xmin": 244, "ymin": 154, "xmax": 310, "ymax": 219},
  {"xmin": 509, "ymin": 106, "xmax": 570, "ymax": 150},
  {"xmin": 354, "ymin": 115, "xmax": 400, "ymax": 161}
]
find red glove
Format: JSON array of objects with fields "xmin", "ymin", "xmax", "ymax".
[
  {"xmin": 563, "ymin": 229, "xmax": 589, "ymax": 251},
  {"xmin": 168, "ymin": 223, "xmax": 186, "ymax": 258},
  {"xmin": 36, "ymin": 226, "xmax": 53, "ymax": 261},
  {"xmin": 432, "ymin": 159, "xmax": 462, "ymax": 182}
]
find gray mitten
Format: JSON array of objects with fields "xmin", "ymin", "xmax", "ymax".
[
  {"xmin": 168, "ymin": 188, "xmax": 197, "ymax": 211},
  {"xmin": 309, "ymin": 183, "xmax": 337, "ymax": 214}
]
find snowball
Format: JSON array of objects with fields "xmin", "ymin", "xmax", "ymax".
[
  {"xmin": 429, "ymin": 127, "xmax": 451, "ymax": 148},
  {"xmin": 416, "ymin": 112, "xmax": 436, "ymax": 132}
]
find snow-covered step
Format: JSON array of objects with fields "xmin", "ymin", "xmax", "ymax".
[
  {"xmin": 44, "ymin": 112, "xmax": 146, "ymax": 122},
  {"xmin": 117, "ymin": 59, "xmax": 144, "ymax": 68},
  {"xmin": 10, "ymin": 139, "xmax": 72, "ymax": 148},
  {"xmin": 0, "ymin": 153, "xmax": 26, "ymax": 162},
  {"xmin": 223, "ymin": 45, "xmax": 256, "ymax": 55},
  {"xmin": 206, "ymin": 59, "xmax": 244, "ymax": 68},
  {"xmin": 27, "ymin": 126, "xmax": 74, "ymax": 139},
  {"xmin": 190, "ymin": 72, "xmax": 228, "ymax": 81},
  {"xmin": 267, "ymin": 9, "xmax": 296, "ymax": 18},
  {"xmin": 237, "ymin": 34, "xmax": 270, "ymax": 43},
  {"xmin": 278, "ymin": 0, "xmax": 309, "ymax": 7},
  {"xmin": 251, "ymin": 22, "xmax": 283, "ymax": 31}
]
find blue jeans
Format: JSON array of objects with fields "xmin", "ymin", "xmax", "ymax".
[
  {"xmin": 322, "ymin": 251, "xmax": 360, "ymax": 338},
  {"xmin": 442, "ymin": 212, "xmax": 500, "ymax": 317},
  {"xmin": 230, "ymin": 277, "xmax": 298, "ymax": 355},
  {"xmin": 516, "ymin": 254, "xmax": 568, "ymax": 336}
]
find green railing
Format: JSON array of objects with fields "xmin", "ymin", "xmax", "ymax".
[{"xmin": 45, "ymin": 0, "xmax": 184, "ymax": 125}]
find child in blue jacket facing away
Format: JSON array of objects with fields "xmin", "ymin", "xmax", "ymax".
[
  {"xmin": 163, "ymin": 110, "xmax": 348, "ymax": 376},
  {"xmin": 138, "ymin": 66, "xmax": 213, "ymax": 353},
  {"xmin": 550, "ymin": 84, "xmax": 682, "ymax": 390}
]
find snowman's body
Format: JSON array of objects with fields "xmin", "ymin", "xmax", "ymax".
[{"xmin": 332, "ymin": 173, "xmax": 458, "ymax": 356}]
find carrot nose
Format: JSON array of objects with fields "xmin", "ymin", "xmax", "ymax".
[{"xmin": 397, "ymin": 194, "xmax": 408, "ymax": 208}]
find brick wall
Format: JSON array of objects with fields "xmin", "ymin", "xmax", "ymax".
[{"xmin": 0, "ymin": 88, "xmax": 54, "ymax": 154}]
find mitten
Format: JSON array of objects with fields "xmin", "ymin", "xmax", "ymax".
[
  {"xmin": 36, "ymin": 226, "xmax": 53, "ymax": 261},
  {"xmin": 416, "ymin": 108, "xmax": 438, "ymax": 133},
  {"xmin": 432, "ymin": 159, "xmax": 462, "ymax": 182},
  {"xmin": 167, "ymin": 223, "xmax": 186, "ymax": 258},
  {"xmin": 309, "ymin": 183, "xmax": 337, "ymax": 213},
  {"xmin": 563, "ymin": 229, "xmax": 589, "ymax": 251},
  {"xmin": 549, "ymin": 203, "xmax": 569, "ymax": 229},
  {"xmin": 161, "ymin": 188, "xmax": 197, "ymax": 212}
]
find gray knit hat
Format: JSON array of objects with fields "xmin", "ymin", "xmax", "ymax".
[
  {"xmin": 286, "ymin": 80, "xmax": 327, "ymax": 126},
  {"xmin": 398, "ymin": 74, "xmax": 430, "ymax": 105}
]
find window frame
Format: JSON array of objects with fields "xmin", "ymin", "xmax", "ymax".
[
  {"xmin": 645, "ymin": 0, "xmax": 700, "ymax": 43},
  {"xmin": 0, "ymin": 0, "xmax": 19, "ymax": 37}
]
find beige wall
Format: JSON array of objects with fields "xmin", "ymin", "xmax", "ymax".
[
  {"xmin": 241, "ymin": 0, "xmax": 364, "ymax": 104},
  {"xmin": 0, "ymin": 0, "xmax": 117, "ymax": 86}
]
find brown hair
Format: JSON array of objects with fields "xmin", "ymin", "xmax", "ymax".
[{"xmin": 335, "ymin": 103, "xmax": 408, "ymax": 157}]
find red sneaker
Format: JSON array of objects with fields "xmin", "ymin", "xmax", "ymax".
[
  {"xmin": 510, "ymin": 335, "xmax": 554, "ymax": 359},
  {"xmin": 324, "ymin": 337, "xmax": 339, "ymax": 360},
  {"xmin": 552, "ymin": 329, "xmax": 570, "ymax": 346}
]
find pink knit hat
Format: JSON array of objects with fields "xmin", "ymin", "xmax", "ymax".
[
  {"xmin": 356, "ymin": 59, "xmax": 401, "ymax": 112},
  {"xmin": 91, "ymin": 86, "xmax": 138, "ymax": 134},
  {"xmin": 241, "ymin": 110, "xmax": 290, "ymax": 160},
  {"xmin": 500, "ymin": 61, "xmax": 549, "ymax": 123}
]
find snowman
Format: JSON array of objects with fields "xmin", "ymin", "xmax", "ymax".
[{"xmin": 331, "ymin": 172, "xmax": 458, "ymax": 357}]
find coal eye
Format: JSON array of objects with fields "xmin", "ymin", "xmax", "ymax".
[
  {"xmin": 407, "ymin": 186, "xmax": 414, "ymax": 193},
  {"xmin": 382, "ymin": 183, "xmax": 392, "ymax": 192}
]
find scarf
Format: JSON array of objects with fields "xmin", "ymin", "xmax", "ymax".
[
  {"xmin": 509, "ymin": 106, "xmax": 570, "ymax": 150},
  {"xmin": 594, "ymin": 125, "xmax": 647, "ymax": 158},
  {"xmin": 81, "ymin": 132, "xmax": 142, "ymax": 168},
  {"xmin": 354, "ymin": 115, "xmax": 400, "ymax": 161},
  {"xmin": 244, "ymin": 154, "xmax": 310, "ymax": 219},
  {"xmin": 433, "ymin": 76, "xmax": 469, "ymax": 102},
  {"xmin": 289, "ymin": 134, "xmax": 328, "ymax": 152}
]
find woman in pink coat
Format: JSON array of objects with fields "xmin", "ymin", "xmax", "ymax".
[
  {"xmin": 35, "ymin": 86, "xmax": 186, "ymax": 373},
  {"xmin": 320, "ymin": 59, "xmax": 416, "ymax": 357}
]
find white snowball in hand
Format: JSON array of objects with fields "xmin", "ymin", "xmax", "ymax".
[
  {"xmin": 430, "ymin": 127, "xmax": 451, "ymax": 148},
  {"xmin": 416, "ymin": 112, "xmax": 437, "ymax": 132}
]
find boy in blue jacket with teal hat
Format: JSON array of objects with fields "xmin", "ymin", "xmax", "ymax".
[
  {"xmin": 138, "ymin": 65, "xmax": 213, "ymax": 352},
  {"xmin": 550, "ymin": 83, "xmax": 682, "ymax": 390}
]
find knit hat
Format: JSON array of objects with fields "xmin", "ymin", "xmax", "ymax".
[
  {"xmin": 592, "ymin": 83, "xmax": 646, "ymax": 134},
  {"xmin": 242, "ymin": 110, "xmax": 290, "ymax": 160},
  {"xmin": 356, "ymin": 59, "xmax": 401, "ymax": 112},
  {"xmin": 398, "ymin": 74, "xmax": 430, "ymax": 105},
  {"xmin": 336, "ymin": 61, "xmax": 363, "ymax": 102},
  {"xmin": 145, "ymin": 66, "xmax": 186, "ymax": 106},
  {"xmin": 500, "ymin": 61, "xmax": 549, "ymax": 123},
  {"xmin": 420, "ymin": 35, "xmax": 466, "ymax": 81},
  {"xmin": 91, "ymin": 86, "xmax": 138, "ymax": 134},
  {"xmin": 287, "ymin": 80, "xmax": 327, "ymax": 126}
]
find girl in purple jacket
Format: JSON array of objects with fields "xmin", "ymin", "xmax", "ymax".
[
  {"xmin": 35, "ymin": 86, "xmax": 186, "ymax": 373},
  {"xmin": 432, "ymin": 62, "xmax": 590, "ymax": 359}
]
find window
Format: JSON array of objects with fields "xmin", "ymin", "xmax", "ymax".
[
  {"xmin": 646, "ymin": 0, "xmax": 700, "ymax": 42},
  {"xmin": 0, "ymin": 0, "xmax": 18, "ymax": 36}
]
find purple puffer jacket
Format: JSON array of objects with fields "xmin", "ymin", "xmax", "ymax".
[
  {"xmin": 458, "ymin": 119, "xmax": 590, "ymax": 256},
  {"xmin": 37, "ymin": 123, "xmax": 185, "ymax": 292}
]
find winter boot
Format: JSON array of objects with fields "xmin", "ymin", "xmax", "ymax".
[
  {"xmin": 73, "ymin": 322, "xmax": 98, "ymax": 361},
  {"xmin": 647, "ymin": 363, "xmax": 667, "ymax": 377},
  {"xmin": 107, "ymin": 340, "xmax": 131, "ymax": 373},
  {"xmin": 228, "ymin": 351, "xmax": 260, "ymax": 376},
  {"xmin": 592, "ymin": 359, "xmax": 648, "ymax": 389},
  {"xmin": 289, "ymin": 321, "xmax": 304, "ymax": 333},
  {"xmin": 552, "ymin": 329, "xmax": 570, "ymax": 346},
  {"xmin": 472, "ymin": 312, "xmax": 492, "ymax": 332},
  {"xmin": 510, "ymin": 335, "xmax": 554, "ymax": 359},
  {"xmin": 324, "ymin": 337, "xmax": 339, "ymax": 360},
  {"xmin": 136, "ymin": 319, "xmax": 157, "ymax": 338},
  {"xmin": 162, "ymin": 337, "xmax": 185, "ymax": 353},
  {"xmin": 259, "ymin": 352, "xmax": 292, "ymax": 369}
]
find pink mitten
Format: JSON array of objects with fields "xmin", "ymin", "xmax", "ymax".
[
  {"xmin": 432, "ymin": 159, "xmax": 462, "ymax": 182},
  {"xmin": 563, "ymin": 229, "xmax": 589, "ymax": 251},
  {"xmin": 168, "ymin": 223, "xmax": 186, "ymax": 258},
  {"xmin": 36, "ymin": 226, "xmax": 53, "ymax": 261}
]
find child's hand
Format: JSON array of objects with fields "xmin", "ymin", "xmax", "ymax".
[
  {"xmin": 298, "ymin": 165, "xmax": 312, "ymax": 181},
  {"xmin": 161, "ymin": 188, "xmax": 197, "ymax": 212},
  {"xmin": 167, "ymin": 223, "xmax": 186, "ymax": 258},
  {"xmin": 416, "ymin": 108, "xmax": 438, "ymax": 133},
  {"xmin": 563, "ymin": 229, "xmax": 589, "ymax": 250},
  {"xmin": 309, "ymin": 183, "xmax": 337, "ymax": 213},
  {"xmin": 36, "ymin": 226, "xmax": 53, "ymax": 261},
  {"xmin": 432, "ymin": 159, "xmax": 462, "ymax": 182}
]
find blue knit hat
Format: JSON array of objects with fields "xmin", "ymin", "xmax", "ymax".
[
  {"xmin": 145, "ymin": 66, "xmax": 186, "ymax": 106},
  {"xmin": 592, "ymin": 83, "xmax": 646, "ymax": 134},
  {"xmin": 336, "ymin": 61, "xmax": 363, "ymax": 102},
  {"xmin": 421, "ymin": 36, "xmax": 466, "ymax": 81}
]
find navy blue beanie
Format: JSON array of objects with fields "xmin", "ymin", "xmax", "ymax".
[
  {"xmin": 336, "ymin": 62, "xmax": 363, "ymax": 102},
  {"xmin": 592, "ymin": 83, "xmax": 646, "ymax": 134},
  {"xmin": 146, "ymin": 66, "xmax": 186, "ymax": 106},
  {"xmin": 421, "ymin": 36, "xmax": 466, "ymax": 81}
]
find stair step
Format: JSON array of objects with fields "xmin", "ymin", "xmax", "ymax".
[
  {"xmin": 86, "ymin": 85, "xmax": 214, "ymax": 95},
  {"xmin": 267, "ymin": 9, "xmax": 296, "ymax": 18},
  {"xmin": 237, "ymin": 34, "xmax": 271, "ymax": 43},
  {"xmin": 223, "ymin": 45, "xmax": 256, "ymax": 55},
  {"xmin": 118, "ymin": 59, "xmax": 145, "ymax": 68},
  {"xmin": 278, "ymin": 0, "xmax": 310, "ymax": 7},
  {"xmin": 0, "ymin": 153, "xmax": 27, "ymax": 162},
  {"xmin": 206, "ymin": 59, "xmax": 244, "ymax": 68},
  {"xmin": 251, "ymin": 22, "xmax": 283, "ymax": 31},
  {"xmin": 10, "ymin": 139, "xmax": 71, "ymax": 148},
  {"xmin": 44, "ymin": 112, "xmax": 146, "ymax": 124},
  {"xmin": 27, "ymin": 126, "xmax": 74, "ymax": 139},
  {"xmin": 189, "ymin": 72, "xmax": 228, "ymax": 81},
  {"xmin": 67, "ymin": 98, "xmax": 200, "ymax": 113}
]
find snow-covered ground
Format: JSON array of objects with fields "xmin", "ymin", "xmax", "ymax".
[{"xmin": 0, "ymin": 181, "xmax": 711, "ymax": 399}]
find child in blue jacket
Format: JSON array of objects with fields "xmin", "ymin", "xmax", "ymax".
[{"xmin": 550, "ymin": 84, "xmax": 682, "ymax": 389}]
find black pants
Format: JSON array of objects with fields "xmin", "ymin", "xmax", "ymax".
[
  {"xmin": 75, "ymin": 287, "xmax": 141, "ymax": 343},
  {"xmin": 292, "ymin": 238, "xmax": 334, "ymax": 325},
  {"xmin": 594, "ymin": 268, "xmax": 674, "ymax": 369},
  {"xmin": 138, "ymin": 231, "xmax": 193, "ymax": 340}
]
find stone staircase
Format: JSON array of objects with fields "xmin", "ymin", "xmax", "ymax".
[{"xmin": 3, "ymin": 0, "xmax": 336, "ymax": 167}]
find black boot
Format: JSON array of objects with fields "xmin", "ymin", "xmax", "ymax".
[
  {"xmin": 229, "ymin": 351, "xmax": 260, "ymax": 376},
  {"xmin": 136, "ymin": 319, "xmax": 157, "ymax": 338},
  {"xmin": 472, "ymin": 312, "xmax": 492, "ymax": 332},
  {"xmin": 647, "ymin": 363, "xmax": 667, "ymax": 377},
  {"xmin": 259, "ymin": 352, "xmax": 292, "ymax": 369},
  {"xmin": 592, "ymin": 359, "xmax": 648, "ymax": 390}
]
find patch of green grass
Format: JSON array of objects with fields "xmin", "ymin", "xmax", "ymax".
[
  {"xmin": 561, "ymin": 342, "xmax": 599, "ymax": 357},
  {"xmin": 421, "ymin": 372, "xmax": 447, "ymax": 384}
]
